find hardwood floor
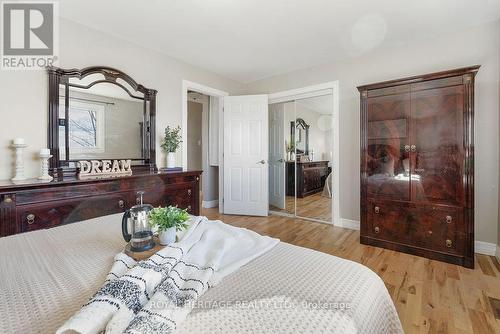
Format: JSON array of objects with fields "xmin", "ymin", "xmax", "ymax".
[
  {"xmin": 202, "ymin": 208, "xmax": 500, "ymax": 334},
  {"xmin": 269, "ymin": 192, "xmax": 332, "ymax": 222}
]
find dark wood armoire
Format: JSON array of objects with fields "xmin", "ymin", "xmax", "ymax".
[{"xmin": 358, "ymin": 66, "xmax": 479, "ymax": 268}]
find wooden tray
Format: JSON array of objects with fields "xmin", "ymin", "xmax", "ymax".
[{"xmin": 124, "ymin": 236, "xmax": 165, "ymax": 261}]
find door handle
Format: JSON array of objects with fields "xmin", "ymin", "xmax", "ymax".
[
  {"xmin": 404, "ymin": 145, "xmax": 410, "ymax": 153},
  {"xmin": 278, "ymin": 159, "xmax": 284, "ymax": 163},
  {"xmin": 258, "ymin": 160, "xmax": 266, "ymax": 164},
  {"xmin": 411, "ymin": 145, "xmax": 417, "ymax": 152}
]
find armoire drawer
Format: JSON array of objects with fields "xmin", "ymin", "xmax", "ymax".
[
  {"xmin": 367, "ymin": 201, "xmax": 464, "ymax": 255},
  {"xmin": 414, "ymin": 206, "xmax": 464, "ymax": 254},
  {"xmin": 17, "ymin": 192, "xmax": 130, "ymax": 232},
  {"xmin": 367, "ymin": 201, "xmax": 413, "ymax": 243}
]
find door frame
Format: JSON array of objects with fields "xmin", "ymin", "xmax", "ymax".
[
  {"xmin": 268, "ymin": 81, "xmax": 340, "ymax": 227},
  {"xmin": 182, "ymin": 80, "xmax": 229, "ymax": 213}
]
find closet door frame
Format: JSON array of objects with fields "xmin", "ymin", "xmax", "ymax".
[{"xmin": 268, "ymin": 82, "xmax": 340, "ymax": 227}]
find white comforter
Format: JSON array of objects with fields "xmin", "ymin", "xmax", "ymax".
[{"xmin": 57, "ymin": 216, "xmax": 279, "ymax": 333}]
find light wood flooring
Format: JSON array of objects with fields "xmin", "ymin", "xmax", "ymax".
[
  {"xmin": 269, "ymin": 192, "xmax": 332, "ymax": 222},
  {"xmin": 202, "ymin": 208, "xmax": 500, "ymax": 334}
]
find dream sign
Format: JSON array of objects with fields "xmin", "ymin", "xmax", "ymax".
[{"xmin": 78, "ymin": 159, "xmax": 132, "ymax": 180}]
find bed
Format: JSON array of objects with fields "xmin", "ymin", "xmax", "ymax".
[{"xmin": 0, "ymin": 214, "xmax": 402, "ymax": 333}]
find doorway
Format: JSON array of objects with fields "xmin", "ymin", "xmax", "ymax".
[
  {"xmin": 182, "ymin": 81, "xmax": 228, "ymax": 212},
  {"xmin": 268, "ymin": 82, "xmax": 340, "ymax": 226}
]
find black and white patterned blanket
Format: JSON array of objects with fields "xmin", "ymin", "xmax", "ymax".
[{"xmin": 57, "ymin": 216, "xmax": 279, "ymax": 334}]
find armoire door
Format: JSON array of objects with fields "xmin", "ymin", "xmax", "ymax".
[
  {"xmin": 366, "ymin": 88, "xmax": 411, "ymax": 202},
  {"xmin": 410, "ymin": 82, "xmax": 465, "ymax": 206}
]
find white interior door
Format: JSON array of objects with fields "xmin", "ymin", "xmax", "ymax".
[
  {"xmin": 223, "ymin": 95, "xmax": 269, "ymax": 216},
  {"xmin": 269, "ymin": 103, "xmax": 285, "ymax": 209}
]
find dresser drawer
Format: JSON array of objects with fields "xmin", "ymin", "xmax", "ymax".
[
  {"xmin": 17, "ymin": 192, "xmax": 130, "ymax": 232},
  {"xmin": 141, "ymin": 182, "xmax": 197, "ymax": 214}
]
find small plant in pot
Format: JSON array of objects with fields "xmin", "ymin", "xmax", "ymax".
[
  {"xmin": 161, "ymin": 126, "xmax": 182, "ymax": 168},
  {"xmin": 149, "ymin": 206, "xmax": 190, "ymax": 245}
]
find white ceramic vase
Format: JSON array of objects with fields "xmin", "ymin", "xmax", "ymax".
[
  {"xmin": 166, "ymin": 152, "xmax": 176, "ymax": 168},
  {"xmin": 159, "ymin": 227, "xmax": 176, "ymax": 245}
]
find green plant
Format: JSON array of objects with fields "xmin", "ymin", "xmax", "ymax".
[
  {"xmin": 161, "ymin": 126, "xmax": 182, "ymax": 153},
  {"xmin": 149, "ymin": 206, "xmax": 190, "ymax": 232}
]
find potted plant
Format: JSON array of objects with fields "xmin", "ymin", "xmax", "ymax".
[
  {"xmin": 149, "ymin": 206, "xmax": 190, "ymax": 245},
  {"xmin": 161, "ymin": 126, "xmax": 182, "ymax": 168}
]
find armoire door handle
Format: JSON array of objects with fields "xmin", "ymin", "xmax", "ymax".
[
  {"xmin": 411, "ymin": 145, "xmax": 417, "ymax": 152},
  {"xmin": 404, "ymin": 145, "xmax": 410, "ymax": 152}
]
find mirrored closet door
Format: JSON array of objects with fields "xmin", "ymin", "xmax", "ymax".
[{"xmin": 268, "ymin": 91, "xmax": 334, "ymax": 224}]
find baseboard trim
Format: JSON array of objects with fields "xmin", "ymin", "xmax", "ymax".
[
  {"xmin": 475, "ymin": 241, "xmax": 497, "ymax": 256},
  {"xmin": 335, "ymin": 218, "xmax": 497, "ymax": 256},
  {"xmin": 335, "ymin": 219, "xmax": 360, "ymax": 231},
  {"xmin": 202, "ymin": 200, "xmax": 219, "ymax": 208}
]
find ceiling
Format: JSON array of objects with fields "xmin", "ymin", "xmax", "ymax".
[{"xmin": 60, "ymin": 0, "xmax": 500, "ymax": 83}]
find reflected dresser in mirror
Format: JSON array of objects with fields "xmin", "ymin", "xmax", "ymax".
[{"xmin": 358, "ymin": 66, "xmax": 479, "ymax": 268}]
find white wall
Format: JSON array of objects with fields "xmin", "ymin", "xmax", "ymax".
[
  {"xmin": 246, "ymin": 20, "xmax": 500, "ymax": 244},
  {"xmin": 0, "ymin": 18, "xmax": 245, "ymax": 180},
  {"xmin": 283, "ymin": 102, "xmax": 332, "ymax": 163}
]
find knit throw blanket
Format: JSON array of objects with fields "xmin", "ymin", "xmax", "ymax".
[{"xmin": 57, "ymin": 216, "xmax": 279, "ymax": 334}]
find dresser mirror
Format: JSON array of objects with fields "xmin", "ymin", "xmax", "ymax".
[{"xmin": 48, "ymin": 66, "xmax": 157, "ymax": 178}]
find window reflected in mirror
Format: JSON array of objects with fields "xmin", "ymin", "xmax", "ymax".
[{"xmin": 58, "ymin": 82, "xmax": 145, "ymax": 161}]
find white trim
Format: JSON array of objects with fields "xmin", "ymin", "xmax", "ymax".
[
  {"xmin": 335, "ymin": 218, "xmax": 360, "ymax": 230},
  {"xmin": 182, "ymin": 80, "xmax": 229, "ymax": 169},
  {"xmin": 202, "ymin": 200, "xmax": 219, "ymax": 208},
  {"xmin": 496, "ymin": 245, "xmax": 500, "ymax": 261},
  {"xmin": 475, "ymin": 241, "xmax": 497, "ymax": 256},
  {"xmin": 182, "ymin": 80, "xmax": 228, "ymax": 214},
  {"xmin": 267, "ymin": 81, "xmax": 340, "ymax": 228},
  {"xmin": 268, "ymin": 82, "xmax": 338, "ymax": 104}
]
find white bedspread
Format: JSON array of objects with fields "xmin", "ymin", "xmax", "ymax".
[{"xmin": 0, "ymin": 214, "xmax": 402, "ymax": 334}]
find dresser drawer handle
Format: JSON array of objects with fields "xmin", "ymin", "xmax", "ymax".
[
  {"xmin": 118, "ymin": 200, "xmax": 124, "ymax": 208},
  {"xmin": 4, "ymin": 196, "xmax": 12, "ymax": 203},
  {"xmin": 374, "ymin": 206, "xmax": 380, "ymax": 214},
  {"xmin": 187, "ymin": 205, "xmax": 192, "ymax": 211},
  {"xmin": 26, "ymin": 214, "xmax": 35, "ymax": 225},
  {"xmin": 187, "ymin": 189, "xmax": 192, "ymax": 196},
  {"xmin": 446, "ymin": 239, "xmax": 452, "ymax": 248},
  {"xmin": 374, "ymin": 226, "xmax": 380, "ymax": 234},
  {"xmin": 446, "ymin": 215, "xmax": 452, "ymax": 224}
]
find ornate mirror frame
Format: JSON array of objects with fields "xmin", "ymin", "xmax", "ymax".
[
  {"xmin": 47, "ymin": 66, "xmax": 157, "ymax": 179},
  {"xmin": 290, "ymin": 118, "xmax": 310, "ymax": 155}
]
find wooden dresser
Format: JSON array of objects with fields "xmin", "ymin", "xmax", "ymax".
[
  {"xmin": 0, "ymin": 171, "xmax": 201, "ymax": 237},
  {"xmin": 286, "ymin": 161, "xmax": 330, "ymax": 198},
  {"xmin": 358, "ymin": 66, "xmax": 478, "ymax": 268}
]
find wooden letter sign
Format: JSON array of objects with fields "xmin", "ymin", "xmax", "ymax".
[{"xmin": 78, "ymin": 159, "xmax": 133, "ymax": 180}]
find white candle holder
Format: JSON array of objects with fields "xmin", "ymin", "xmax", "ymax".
[
  {"xmin": 11, "ymin": 143, "xmax": 28, "ymax": 181},
  {"xmin": 38, "ymin": 152, "xmax": 53, "ymax": 181}
]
